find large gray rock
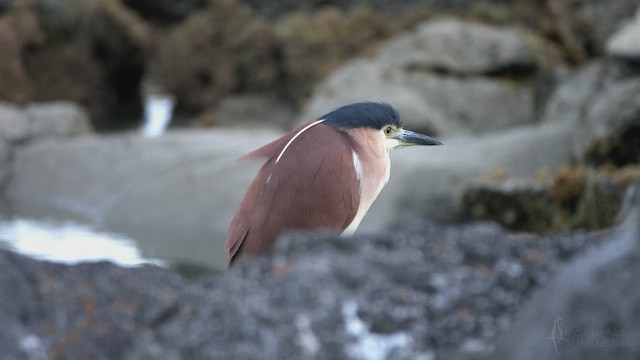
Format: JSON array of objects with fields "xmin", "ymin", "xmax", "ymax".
[
  {"xmin": 0, "ymin": 102, "xmax": 29, "ymax": 143},
  {"xmin": 212, "ymin": 93, "xmax": 295, "ymax": 129},
  {"xmin": 296, "ymin": 59, "xmax": 446, "ymax": 133},
  {"xmin": 6, "ymin": 129, "xmax": 282, "ymax": 269},
  {"xmin": 0, "ymin": 101, "xmax": 92, "ymax": 144},
  {"xmin": 377, "ymin": 19, "xmax": 537, "ymax": 75},
  {"xmin": 0, "ymin": 202, "xmax": 613, "ymax": 359},
  {"xmin": 606, "ymin": 7, "xmax": 640, "ymax": 60},
  {"xmin": 582, "ymin": 78, "xmax": 640, "ymax": 166},
  {"xmin": 0, "ymin": 138, "xmax": 9, "ymax": 189},
  {"xmin": 365, "ymin": 121, "xmax": 580, "ymax": 230},
  {"xmin": 298, "ymin": 19, "xmax": 540, "ymax": 136},
  {"xmin": 5, "ymin": 121, "xmax": 581, "ymax": 269},
  {"xmin": 578, "ymin": 0, "xmax": 639, "ymax": 52},
  {"xmin": 25, "ymin": 101, "xmax": 93, "ymax": 138},
  {"xmin": 540, "ymin": 61, "xmax": 640, "ymax": 166},
  {"xmin": 494, "ymin": 185, "xmax": 640, "ymax": 359},
  {"xmin": 540, "ymin": 62, "xmax": 605, "ymax": 127},
  {"xmin": 404, "ymin": 73, "xmax": 534, "ymax": 134}
]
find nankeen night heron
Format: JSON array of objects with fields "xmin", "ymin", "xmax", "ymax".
[{"xmin": 225, "ymin": 102, "xmax": 442, "ymax": 266}]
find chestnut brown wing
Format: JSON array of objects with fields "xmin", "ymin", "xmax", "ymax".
[{"xmin": 224, "ymin": 123, "xmax": 360, "ymax": 266}]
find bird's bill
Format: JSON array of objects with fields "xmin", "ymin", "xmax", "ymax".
[{"xmin": 394, "ymin": 129, "xmax": 443, "ymax": 147}]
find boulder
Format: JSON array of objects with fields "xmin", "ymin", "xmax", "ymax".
[
  {"xmin": 6, "ymin": 129, "xmax": 283, "ymax": 269},
  {"xmin": 539, "ymin": 60, "xmax": 640, "ymax": 167},
  {"xmin": 606, "ymin": 7, "xmax": 640, "ymax": 60},
  {"xmin": 460, "ymin": 167, "xmax": 633, "ymax": 233},
  {"xmin": 582, "ymin": 78, "xmax": 640, "ymax": 166},
  {"xmin": 578, "ymin": 0, "xmax": 639, "ymax": 53},
  {"xmin": 0, "ymin": 101, "xmax": 92, "ymax": 144},
  {"xmin": 274, "ymin": 7, "xmax": 399, "ymax": 106},
  {"xmin": 0, "ymin": 102, "xmax": 30, "ymax": 143},
  {"xmin": 462, "ymin": 178, "xmax": 556, "ymax": 233},
  {"xmin": 298, "ymin": 19, "xmax": 541, "ymax": 136},
  {"xmin": 24, "ymin": 102, "xmax": 93, "ymax": 139},
  {"xmin": 210, "ymin": 93, "xmax": 295, "ymax": 129},
  {"xmin": 540, "ymin": 62, "xmax": 604, "ymax": 127},
  {"xmin": 494, "ymin": 185, "xmax": 640, "ymax": 359},
  {"xmin": 0, "ymin": 138, "xmax": 9, "ymax": 187},
  {"xmin": 377, "ymin": 19, "xmax": 537, "ymax": 75},
  {"xmin": 0, "ymin": 199, "xmax": 617, "ymax": 359},
  {"xmin": 5, "ymin": 120, "xmax": 581, "ymax": 269},
  {"xmin": 367, "ymin": 121, "xmax": 580, "ymax": 230}
]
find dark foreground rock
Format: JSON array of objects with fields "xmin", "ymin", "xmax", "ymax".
[
  {"xmin": 493, "ymin": 186, "xmax": 640, "ymax": 359},
  {"xmin": 3, "ymin": 183, "xmax": 640, "ymax": 359}
]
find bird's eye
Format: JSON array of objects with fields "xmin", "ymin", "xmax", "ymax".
[{"xmin": 384, "ymin": 126, "xmax": 393, "ymax": 136}]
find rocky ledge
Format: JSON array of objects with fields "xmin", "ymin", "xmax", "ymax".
[{"xmin": 1, "ymin": 185, "xmax": 638, "ymax": 359}]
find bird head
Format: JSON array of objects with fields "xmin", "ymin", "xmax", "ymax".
[{"xmin": 320, "ymin": 102, "xmax": 442, "ymax": 151}]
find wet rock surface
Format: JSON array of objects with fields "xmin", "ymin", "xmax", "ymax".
[{"xmin": 1, "ymin": 200, "xmax": 631, "ymax": 359}]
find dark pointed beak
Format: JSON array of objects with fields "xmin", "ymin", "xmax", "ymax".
[{"xmin": 394, "ymin": 129, "xmax": 443, "ymax": 147}]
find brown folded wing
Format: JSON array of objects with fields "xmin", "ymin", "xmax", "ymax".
[{"xmin": 224, "ymin": 123, "xmax": 360, "ymax": 266}]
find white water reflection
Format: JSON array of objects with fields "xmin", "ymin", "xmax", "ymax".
[
  {"xmin": 0, "ymin": 218, "xmax": 164, "ymax": 267},
  {"xmin": 140, "ymin": 93, "xmax": 175, "ymax": 137}
]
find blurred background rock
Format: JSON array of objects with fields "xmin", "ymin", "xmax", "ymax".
[{"xmin": 0, "ymin": 0, "xmax": 639, "ymax": 358}]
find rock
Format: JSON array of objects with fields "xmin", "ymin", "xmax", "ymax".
[
  {"xmin": 24, "ymin": 102, "xmax": 93, "ymax": 138},
  {"xmin": 606, "ymin": 7, "xmax": 640, "ymax": 60},
  {"xmin": 0, "ymin": 250, "xmax": 185, "ymax": 359},
  {"xmin": 296, "ymin": 59, "xmax": 447, "ymax": 133},
  {"xmin": 578, "ymin": 0, "xmax": 639, "ymax": 53},
  {"xmin": 5, "ymin": 120, "xmax": 581, "ymax": 270},
  {"xmin": 0, "ymin": 102, "xmax": 29, "ymax": 143},
  {"xmin": 298, "ymin": 60, "xmax": 535, "ymax": 136},
  {"xmin": 461, "ymin": 166, "xmax": 631, "ymax": 234},
  {"xmin": 361, "ymin": 121, "xmax": 580, "ymax": 232},
  {"xmin": 0, "ymin": 138, "xmax": 9, "ymax": 187},
  {"xmin": 572, "ymin": 171, "xmax": 626, "ymax": 230},
  {"xmin": 540, "ymin": 62, "xmax": 605, "ymax": 126},
  {"xmin": 0, "ymin": 101, "xmax": 92, "ymax": 145},
  {"xmin": 462, "ymin": 179, "xmax": 556, "ymax": 233},
  {"xmin": 540, "ymin": 61, "xmax": 640, "ymax": 167},
  {"xmin": 242, "ymin": 0, "xmax": 537, "ymax": 19},
  {"xmin": 274, "ymin": 7, "xmax": 402, "ymax": 106},
  {"xmin": 493, "ymin": 185, "xmax": 640, "ymax": 359},
  {"xmin": 0, "ymin": 196, "xmax": 621, "ymax": 359},
  {"xmin": 377, "ymin": 19, "xmax": 537, "ymax": 75},
  {"xmin": 582, "ymin": 78, "xmax": 640, "ymax": 166},
  {"xmin": 298, "ymin": 19, "xmax": 542, "ymax": 136},
  {"xmin": 5, "ymin": 128, "xmax": 283, "ymax": 269},
  {"xmin": 405, "ymin": 73, "xmax": 534, "ymax": 134},
  {"xmin": 122, "ymin": 0, "xmax": 207, "ymax": 22},
  {"xmin": 211, "ymin": 93, "xmax": 295, "ymax": 129}
]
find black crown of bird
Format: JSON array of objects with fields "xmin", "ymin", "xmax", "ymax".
[{"xmin": 224, "ymin": 102, "xmax": 442, "ymax": 267}]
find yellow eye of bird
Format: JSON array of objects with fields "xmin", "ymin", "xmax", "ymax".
[{"xmin": 384, "ymin": 126, "xmax": 393, "ymax": 136}]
